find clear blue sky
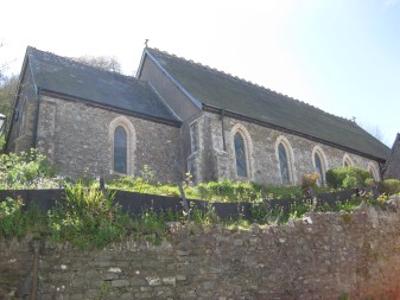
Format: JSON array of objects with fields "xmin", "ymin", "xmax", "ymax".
[
  {"xmin": 287, "ymin": 0, "xmax": 400, "ymax": 146},
  {"xmin": 0, "ymin": 0, "xmax": 398, "ymax": 146}
]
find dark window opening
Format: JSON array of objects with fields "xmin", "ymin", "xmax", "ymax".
[
  {"xmin": 314, "ymin": 153, "xmax": 325, "ymax": 185},
  {"xmin": 114, "ymin": 126, "xmax": 127, "ymax": 174},
  {"xmin": 278, "ymin": 143, "xmax": 291, "ymax": 184},
  {"xmin": 234, "ymin": 132, "xmax": 247, "ymax": 177}
]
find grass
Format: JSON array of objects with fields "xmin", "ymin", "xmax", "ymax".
[
  {"xmin": 108, "ymin": 175, "xmax": 337, "ymax": 203},
  {"xmin": 0, "ymin": 185, "xmax": 387, "ymax": 250},
  {"xmin": 0, "ymin": 151, "xmax": 393, "ymax": 249}
]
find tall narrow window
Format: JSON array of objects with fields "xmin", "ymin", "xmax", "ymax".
[
  {"xmin": 190, "ymin": 122, "xmax": 199, "ymax": 153},
  {"xmin": 234, "ymin": 132, "xmax": 247, "ymax": 177},
  {"xmin": 343, "ymin": 155, "xmax": 353, "ymax": 167},
  {"xmin": 368, "ymin": 164, "xmax": 379, "ymax": 181},
  {"xmin": 278, "ymin": 143, "xmax": 291, "ymax": 184},
  {"xmin": 114, "ymin": 126, "xmax": 127, "ymax": 174},
  {"xmin": 314, "ymin": 152, "xmax": 325, "ymax": 185}
]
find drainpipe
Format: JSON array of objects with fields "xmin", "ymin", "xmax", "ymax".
[
  {"xmin": 220, "ymin": 109, "xmax": 226, "ymax": 151},
  {"xmin": 32, "ymin": 87, "xmax": 41, "ymax": 148}
]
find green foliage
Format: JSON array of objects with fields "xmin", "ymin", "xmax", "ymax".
[
  {"xmin": 301, "ymin": 173, "xmax": 320, "ymax": 191},
  {"xmin": 364, "ymin": 177, "xmax": 375, "ymax": 188},
  {"xmin": 0, "ymin": 75, "xmax": 18, "ymax": 124},
  {"xmin": 0, "ymin": 135, "xmax": 5, "ymax": 151},
  {"xmin": 194, "ymin": 180, "xmax": 264, "ymax": 202},
  {"xmin": 190, "ymin": 204, "xmax": 219, "ymax": 225},
  {"xmin": 109, "ymin": 176, "xmax": 190, "ymax": 197},
  {"xmin": 0, "ymin": 197, "xmax": 25, "ymax": 238},
  {"xmin": 0, "ymin": 149, "xmax": 58, "ymax": 189},
  {"xmin": 316, "ymin": 193, "xmax": 364, "ymax": 213},
  {"xmin": 381, "ymin": 179, "xmax": 400, "ymax": 195},
  {"xmin": 0, "ymin": 180, "xmax": 391, "ymax": 248},
  {"xmin": 263, "ymin": 185, "xmax": 303, "ymax": 200},
  {"xmin": 109, "ymin": 175, "xmax": 305, "ymax": 203},
  {"xmin": 249, "ymin": 202, "xmax": 285, "ymax": 224},
  {"xmin": 0, "ymin": 197, "xmax": 46, "ymax": 238},
  {"xmin": 48, "ymin": 181, "xmax": 128, "ymax": 249},
  {"xmin": 326, "ymin": 167, "xmax": 372, "ymax": 189}
]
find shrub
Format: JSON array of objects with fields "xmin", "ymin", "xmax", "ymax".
[
  {"xmin": 0, "ymin": 149, "xmax": 58, "ymax": 189},
  {"xmin": 302, "ymin": 173, "xmax": 320, "ymax": 191},
  {"xmin": 0, "ymin": 197, "xmax": 25, "ymax": 238},
  {"xmin": 263, "ymin": 185, "xmax": 303, "ymax": 200},
  {"xmin": 381, "ymin": 179, "xmax": 400, "ymax": 195},
  {"xmin": 0, "ymin": 197, "xmax": 46, "ymax": 238},
  {"xmin": 365, "ymin": 178, "xmax": 376, "ymax": 187},
  {"xmin": 194, "ymin": 180, "xmax": 264, "ymax": 202},
  {"xmin": 0, "ymin": 135, "xmax": 5, "ymax": 151},
  {"xmin": 190, "ymin": 204, "xmax": 219, "ymax": 225},
  {"xmin": 110, "ymin": 176, "xmax": 309, "ymax": 202},
  {"xmin": 48, "ymin": 181, "xmax": 128, "ymax": 249},
  {"xmin": 109, "ymin": 176, "xmax": 186, "ymax": 197},
  {"xmin": 326, "ymin": 167, "xmax": 371, "ymax": 189}
]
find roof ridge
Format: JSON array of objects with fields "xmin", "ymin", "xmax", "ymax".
[
  {"xmin": 27, "ymin": 46, "xmax": 136, "ymax": 82},
  {"xmin": 148, "ymin": 47, "xmax": 355, "ymax": 124}
]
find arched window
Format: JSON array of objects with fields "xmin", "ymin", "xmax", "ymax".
[
  {"xmin": 278, "ymin": 143, "xmax": 291, "ymax": 184},
  {"xmin": 231, "ymin": 123, "xmax": 253, "ymax": 179},
  {"xmin": 368, "ymin": 163, "xmax": 380, "ymax": 181},
  {"xmin": 234, "ymin": 132, "xmax": 248, "ymax": 177},
  {"xmin": 109, "ymin": 116, "xmax": 136, "ymax": 175},
  {"xmin": 314, "ymin": 153, "xmax": 325, "ymax": 185},
  {"xmin": 114, "ymin": 126, "xmax": 127, "ymax": 174},
  {"xmin": 275, "ymin": 136, "xmax": 295, "ymax": 185},
  {"xmin": 343, "ymin": 154, "xmax": 353, "ymax": 167},
  {"xmin": 312, "ymin": 146, "xmax": 327, "ymax": 185}
]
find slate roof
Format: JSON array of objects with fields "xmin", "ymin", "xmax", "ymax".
[
  {"xmin": 26, "ymin": 47, "xmax": 180, "ymax": 125},
  {"xmin": 147, "ymin": 48, "xmax": 390, "ymax": 161},
  {"xmin": 384, "ymin": 134, "xmax": 400, "ymax": 179}
]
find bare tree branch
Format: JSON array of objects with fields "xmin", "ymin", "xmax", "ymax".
[{"xmin": 73, "ymin": 55, "xmax": 122, "ymax": 73}]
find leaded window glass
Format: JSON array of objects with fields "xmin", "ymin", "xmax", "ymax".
[
  {"xmin": 114, "ymin": 126, "xmax": 127, "ymax": 174},
  {"xmin": 314, "ymin": 153, "xmax": 324, "ymax": 185},
  {"xmin": 234, "ymin": 132, "xmax": 247, "ymax": 177},
  {"xmin": 278, "ymin": 143, "xmax": 291, "ymax": 184}
]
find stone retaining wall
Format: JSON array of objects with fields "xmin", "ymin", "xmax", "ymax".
[{"xmin": 2, "ymin": 200, "xmax": 400, "ymax": 299}]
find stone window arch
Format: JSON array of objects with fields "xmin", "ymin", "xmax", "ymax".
[
  {"xmin": 275, "ymin": 136, "xmax": 295, "ymax": 185},
  {"xmin": 343, "ymin": 154, "xmax": 354, "ymax": 167},
  {"xmin": 231, "ymin": 124, "xmax": 253, "ymax": 179},
  {"xmin": 368, "ymin": 162, "xmax": 380, "ymax": 181},
  {"xmin": 109, "ymin": 116, "xmax": 136, "ymax": 175},
  {"xmin": 312, "ymin": 146, "xmax": 328, "ymax": 185}
]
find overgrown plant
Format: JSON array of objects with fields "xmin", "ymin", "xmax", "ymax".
[
  {"xmin": 0, "ymin": 135, "xmax": 5, "ymax": 152},
  {"xmin": 380, "ymin": 179, "xmax": 400, "ymax": 195},
  {"xmin": 0, "ymin": 148, "xmax": 59, "ymax": 189},
  {"xmin": 0, "ymin": 197, "xmax": 46, "ymax": 238},
  {"xmin": 326, "ymin": 167, "xmax": 372, "ymax": 189},
  {"xmin": 109, "ymin": 174, "xmax": 306, "ymax": 203},
  {"xmin": 48, "ymin": 181, "xmax": 128, "ymax": 249}
]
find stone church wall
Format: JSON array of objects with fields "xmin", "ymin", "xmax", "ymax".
[
  {"xmin": 138, "ymin": 54, "xmax": 204, "ymax": 175},
  {"xmin": 6, "ymin": 68, "xmax": 38, "ymax": 153},
  {"xmin": 193, "ymin": 112, "xmax": 381, "ymax": 184},
  {"xmin": 36, "ymin": 96, "xmax": 182, "ymax": 182},
  {"xmin": 2, "ymin": 201, "xmax": 400, "ymax": 299}
]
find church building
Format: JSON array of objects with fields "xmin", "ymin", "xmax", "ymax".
[{"xmin": 5, "ymin": 46, "xmax": 390, "ymax": 184}]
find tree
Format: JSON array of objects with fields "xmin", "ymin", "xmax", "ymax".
[
  {"xmin": 0, "ymin": 75, "xmax": 18, "ymax": 126},
  {"xmin": 74, "ymin": 55, "xmax": 122, "ymax": 73},
  {"xmin": 0, "ymin": 43, "xmax": 7, "ymax": 84}
]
